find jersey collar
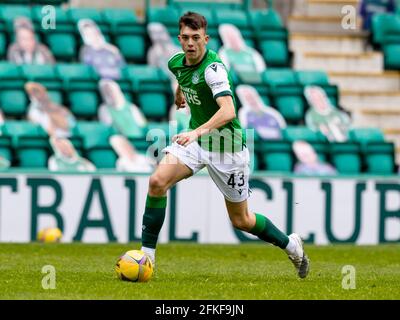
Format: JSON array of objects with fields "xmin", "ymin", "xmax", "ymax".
[{"xmin": 183, "ymin": 49, "xmax": 209, "ymax": 68}]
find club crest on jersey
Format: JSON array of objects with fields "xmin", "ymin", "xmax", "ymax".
[{"xmin": 192, "ymin": 71, "xmax": 200, "ymax": 84}]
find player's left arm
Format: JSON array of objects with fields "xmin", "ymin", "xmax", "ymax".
[{"xmin": 173, "ymin": 63, "xmax": 236, "ymax": 146}]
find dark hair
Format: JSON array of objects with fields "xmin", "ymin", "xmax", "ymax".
[{"xmin": 179, "ymin": 11, "xmax": 207, "ymax": 32}]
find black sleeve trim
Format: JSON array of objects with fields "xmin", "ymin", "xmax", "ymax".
[{"xmin": 214, "ymin": 90, "xmax": 232, "ymax": 100}]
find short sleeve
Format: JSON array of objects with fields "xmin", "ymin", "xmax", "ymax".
[{"xmin": 204, "ymin": 62, "xmax": 232, "ymax": 99}]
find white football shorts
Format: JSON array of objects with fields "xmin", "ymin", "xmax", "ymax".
[{"xmin": 162, "ymin": 141, "xmax": 250, "ymax": 202}]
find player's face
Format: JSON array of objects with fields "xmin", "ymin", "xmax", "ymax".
[{"xmin": 178, "ymin": 26, "xmax": 209, "ymax": 64}]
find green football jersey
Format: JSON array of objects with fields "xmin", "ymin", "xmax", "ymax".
[{"xmin": 168, "ymin": 49, "xmax": 245, "ymax": 152}]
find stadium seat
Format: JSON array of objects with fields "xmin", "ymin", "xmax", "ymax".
[
  {"xmin": 329, "ymin": 142, "xmax": 361, "ymax": 174},
  {"xmin": 75, "ymin": 121, "xmax": 117, "ymax": 168},
  {"xmin": 31, "ymin": 5, "xmax": 74, "ymax": 33},
  {"xmin": 32, "ymin": 6, "xmax": 78, "ymax": 62},
  {"xmin": 0, "ymin": 5, "xmax": 32, "ymax": 32},
  {"xmin": 56, "ymin": 64, "xmax": 99, "ymax": 119},
  {"xmin": 372, "ymin": 14, "xmax": 400, "ymax": 46},
  {"xmin": 349, "ymin": 128, "xmax": 395, "ymax": 174},
  {"xmin": 0, "ymin": 62, "xmax": 26, "ymax": 117},
  {"xmin": 2, "ymin": 121, "xmax": 49, "ymax": 168},
  {"xmin": 125, "ymin": 65, "xmax": 171, "ymax": 120},
  {"xmin": 259, "ymin": 40, "xmax": 289, "ymax": 67},
  {"xmin": 258, "ymin": 140, "xmax": 293, "ymax": 172},
  {"xmin": 215, "ymin": 9, "xmax": 254, "ymax": 46},
  {"xmin": 0, "ymin": 32, "xmax": 6, "ymax": 59},
  {"xmin": 0, "ymin": 90, "xmax": 28, "ymax": 118},
  {"xmin": 263, "ymin": 69, "xmax": 305, "ymax": 124},
  {"xmin": 102, "ymin": 8, "xmax": 146, "ymax": 63},
  {"xmin": 249, "ymin": 9, "xmax": 288, "ymax": 41},
  {"xmin": 147, "ymin": 7, "xmax": 180, "ymax": 38},
  {"xmin": 0, "ymin": 136, "xmax": 13, "ymax": 164},
  {"xmin": 283, "ymin": 126, "xmax": 328, "ymax": 161},
  {"xmin": 102, "ymin": 8, "xmax": 144, "ymax": 34},
  {"xmin": 21, "ymin": 64, "xmax": 62, "ymax": 90},
  {"xmin": 383, "ymin": 44, "xmax": 400, "ymax": 70},
  {"xmin": 45, "ymin": 33, "xmax": 77, "ymax": 62},
  {"xmin": 115, "ymin": 34, "xmax": 146, "ymax": 63},
  {"xmin": 69, "ymin": 7, "xmax": 109, "ymax": 35}
]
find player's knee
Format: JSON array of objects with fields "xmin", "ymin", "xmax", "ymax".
[
  {"xmin": 149, "ymin": 174, "xmax": 168, "ymax": 195},
  {"xmin": 230, "ymin": 216, "xmax": 251, "ymax": 232}
]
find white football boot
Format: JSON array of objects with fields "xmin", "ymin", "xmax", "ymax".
[
  {"xmin": 287, "ymin": 233, "xmax": 310, "ymax": 279},
  {"xmin": 141, "ymin": 247, "xmax": 156, "ymax": 269}
]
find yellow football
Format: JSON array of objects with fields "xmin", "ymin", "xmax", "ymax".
[
  {"xmin": 115, "ymin": 250, "xmax": 153, "ymax": 282},
  {"xmin": 37, "ymin": 227, "xmax": 63, "ymax": 243}
]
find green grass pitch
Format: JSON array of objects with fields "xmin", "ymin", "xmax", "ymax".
[{"xmin": 0, "ymin": 243, "xmax": 399, "ymax": 300}]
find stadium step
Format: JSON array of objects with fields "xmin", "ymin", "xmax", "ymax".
[
  {"xmin": 288, "ymin": 15, "xmax": 362, "ymax": 33},
  {"xmin": 304, "ymin": 0, "xmax": 361, "ymax": 17},
  {"xmin": 293, "ymin": 52, "xmax": 384, "ymax": 72},
  {"xmin": 340, "ymin": 90, "xmax": 400, "ymax": 110},
  {"xmin": 352, "ymin": 110, "xmax": 400, "ymax": 128},
  {"xmin": 290, "ymin": 33, "xmax": 367, "ymax": 54},
  {"xmin": 329, "ymin": 71, "xmax": 400, "ymax": 92}
]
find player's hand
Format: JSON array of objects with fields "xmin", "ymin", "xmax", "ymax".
[
  {"xmin": 172, "ymin": 130, "xmax": 198, "ymax": 147},
  {"xmin": 175, "ymin": 93, "xmax": 186, "ymax": 109}
]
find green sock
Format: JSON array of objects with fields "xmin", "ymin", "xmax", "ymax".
[
  {"xmin": 250, "ymin": 213, "xmax": 289, "ymax": 249},
  {"xmin": 141, "ymin": 195, "xmax": 167, "ymax": 249}
]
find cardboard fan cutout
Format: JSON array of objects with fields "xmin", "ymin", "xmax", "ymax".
[
  {"xmin": 293, "ymin": 140, "xmax": 336, "ymax": 175},
  {"xmin": 236, "ymin": 85, "xmax": 286, "ymax": 140},
  {"xmin": 98, "ymin": 79, "xmax": 147, "ymax": 138},
  {"xmin": 218, "ymin": 24, "xmax": 266, "ymax": 84},
  {"xmin": 305, "ymin": 85, "xmax": 351, "ymax": 142}
]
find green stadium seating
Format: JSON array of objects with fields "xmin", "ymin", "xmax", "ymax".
[
  {"xmin": 69, "ymin": 7, "xmax": 109, "ymax": 35},
  {"xmin": 372, "ymin": 14, "xmax": 400, "ymax": 46},
  {"xmin": 0, "ymin": 136, "xmax": 13, "ymax": 164},
  {"xmin": 296, "ymin": 70, "xmax": 339, "ymax": 106},
  {"xmin": 0, "ymin": 5, "xmax": 32, "ymax": 32},
  {"xmin": 102, "ymin": 8, "xmax": 144, "ymax": 34},
  {"xmin": 31, "ymin": 5, "xmax": 74, "ymax": 33},
  {"xmin": 170, "ymin": 0, "xmax": 243, "ymax": 10},
  {"xmin": 258, "ymin": 140, "xmax": 293, "ymax": 172},
  {"xmin": 383, "ymin": 44, "xmax": 400, "ymax": 70},
  {"xmin": 21, "ymin": 64, "xmax": 62, "ymax": 90},
  {"xmin": 283, "ymin": 126, "xmax": 328, "ymax": 162},
  {"xmin": 2, "ymin": 121, "xmax": 49, "ymax": 168},
  {"xmin": 263, "ymin": 69, "xmax": 305, "ymax": 124},
  {"xmin": 75, "ymin": 121, "xmax": 117, "ymax": 168},
  {"xmin": 102, "ymin": 9, "xmax": 146, "ymax": 63},
  {"xmin": 0, "ymin": 32, "xmax": 6, "ymax": 59},
  {"xmin": 349, "ymin": 128, "xmax": 395, "ymax": 174},
  {"xmin": 56, "ymin": 64, "xmax": 99, "ymax": 119},
  {"xmin": 259, "ymin": 40, "xmax": 289, "ymax": 67},
  {"xmin": 329, "ymin": 142, "xmax": 361, "ymax": 174},
  {"xmin": 215, "ymin": 9, "xmax": 254, "ymax": 45},
  {"xmin": 147, "ymin": 7, "xmax": 180, "ymax": 38},
  {"xmin": 125, "ymin": 65, "xmax": 172, "ymax": 120},
  {"xmin": 0, "ymin": 62, "xmax": 26, "ymax": 117},
  {"xmin": 45, "ymin": 33, "xmax": 77, "ymax": 62},
  {"xmin": 283, "ymin": 126, "xmax": 323, "ymax": 143},
  {"xmin": 115, "ymin": 34, "xmax": 146, "ymax": 63},
  {"xmin": 0, "ymin": 90, "xmax": 27, "ymax": 117},
  {"xmin": 248, "ymin": 9, "xmax": 287, "ymax": 41}
]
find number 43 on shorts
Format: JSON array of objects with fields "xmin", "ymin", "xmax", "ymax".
[{"xmin": 227, "ymin": 172, "xmax": 245, "ymax": 189}]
